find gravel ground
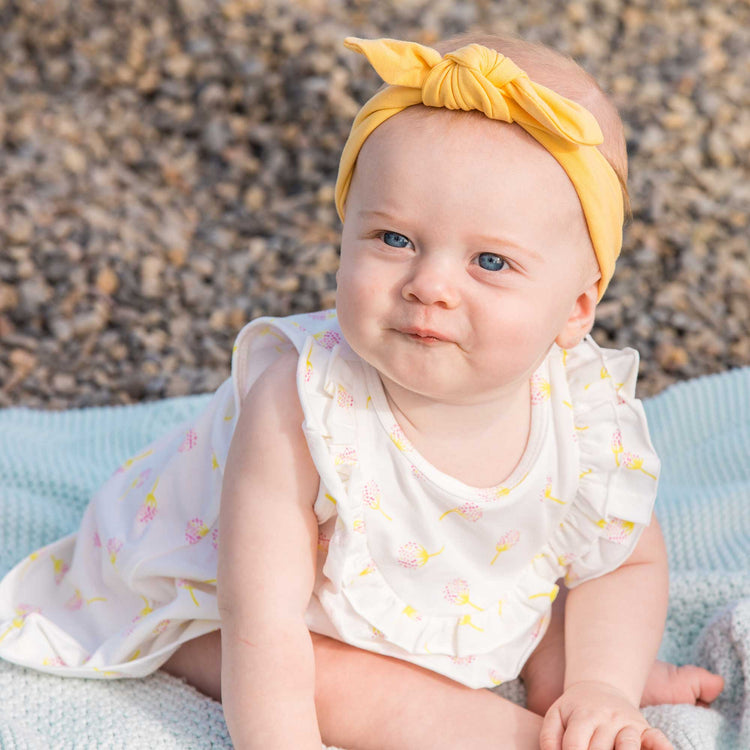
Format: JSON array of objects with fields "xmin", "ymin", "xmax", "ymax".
[{"xmin": 1, "ymin": 0, "xmax": 748, "ymax": 409}]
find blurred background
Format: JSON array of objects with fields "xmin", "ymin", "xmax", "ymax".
[{"xmin": 0, "ymin": 0, "xmax": 748, "ymax": 409}]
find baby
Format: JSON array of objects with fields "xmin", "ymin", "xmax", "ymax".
[{"xmin": 0, "ymin": 33, "xmax": 723, "ymax": 750}]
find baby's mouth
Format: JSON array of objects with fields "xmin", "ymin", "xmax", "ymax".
[{"xmin": 397, "ymin": 326, "xmax": 451, "ymax": 344}]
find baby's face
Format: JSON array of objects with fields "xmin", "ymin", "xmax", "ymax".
[{"xmin": 336, "ymin": 107, "xmax": 599, "ymax": 404}]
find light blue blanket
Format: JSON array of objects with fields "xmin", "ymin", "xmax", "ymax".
[{"xmin": 1, "ymin": 369, "xmax": 748, "ymax": 749}]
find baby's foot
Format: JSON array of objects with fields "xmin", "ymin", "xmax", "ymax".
[{"xmin": 641, "ymin": 660, "xmax": 724, "ymax": 707}]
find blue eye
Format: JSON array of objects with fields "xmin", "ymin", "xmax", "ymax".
[
  {"xmin": 382, "ymin": 231, "xmax": 411, "ymax": 248},
  {"xmin": 477, "ymin": 252, "xmax": 508, "ymax": 272}
]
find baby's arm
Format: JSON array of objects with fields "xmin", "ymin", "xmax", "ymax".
[
  {"xmin": 540, "ymin": 520, "xmax": 673, "ymax": 750},
  {"xmin": 217, "ymin": 351, "xmax": 322, "ymax": 749}
]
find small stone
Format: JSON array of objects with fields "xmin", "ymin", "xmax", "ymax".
[
  {"xmin": 6, "ymin": 213, "xmax": 34, "ymax": 244},
  {"xmin": 140, "ymin": 257, "xmax": 165, "ymax": 299},
  {"xmin": 62, "ymin": 145, "xmax": 87, "ymax": 174},
  {"xmin": 243, "ymin": 186, "xmax": 266, "ymax": 211},
  {"xmin": 165, "ymin": 53, "xmax": 193, "ymax": 79},
  {"xmin": 9, "ymin": 348, "xmax": 36, "ymax": 376},
  {"xmin": 655, "ymin": 343, "xmax": 690, "ymax": 372},
  {"xmin": 167, "ymin": 248, "xmax": 188, "ymax": 268},
  {"xmin": 95, "ymin": 267, "xmax": 120, "ymax": 296},
  {"xmin": 51, "ymin": 372, "xmax": 77, "ymax": 394},
  {"xmin": 0, "ymin": 283, "xmax": 19, "ymax": 312}
]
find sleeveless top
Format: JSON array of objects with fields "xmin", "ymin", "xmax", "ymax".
[{"xmin": 0, "ymin": 310, "xmax": 659, "ymax": 689}]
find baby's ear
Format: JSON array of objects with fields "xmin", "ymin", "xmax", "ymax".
[{"xmin": 555, "ymin": 281, "xmax": 599, "ymax": 350}]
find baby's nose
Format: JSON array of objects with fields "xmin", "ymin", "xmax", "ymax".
[{"xmin": 401, "ymin": 258, "xmax": 460, "ymax": 308}]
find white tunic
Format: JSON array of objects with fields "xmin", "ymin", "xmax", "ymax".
[{"xmin": 0, "ymin": 310, "xmax": 659, "ymax": 688}]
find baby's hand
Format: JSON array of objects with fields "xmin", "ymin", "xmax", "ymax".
[{"xmin": 538, "ymin": 681, "xmax": 673, "ymax": 750}]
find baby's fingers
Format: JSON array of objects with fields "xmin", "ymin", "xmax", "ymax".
[
  {"xmin": 640, "ymin": 727, "xmax": 673, "ymax": 750},
  {"xmin": 611, "ymin": 726, "xmax": 641, "ymax": 750},
  {"xmin": 538, "ymin": 708, "xmax": 565, "ymax": 750}
]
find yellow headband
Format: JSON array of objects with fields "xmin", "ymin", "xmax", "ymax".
[{"xmin": 334, "ymin": 37, "xmax": 624, "ymax": 298}]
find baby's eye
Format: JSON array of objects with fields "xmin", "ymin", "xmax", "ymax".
[
  {"xmin": 476, "ymin": 252, "xmax": 509, "ymax": 272},
  {"xmin": 381, "ymin": 231, "xmax": 412, "ymax": 249}
]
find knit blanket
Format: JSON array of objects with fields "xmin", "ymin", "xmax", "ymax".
[{"xmin": 0, "ymin": 368, "xmax": 748, "ymax": 749}]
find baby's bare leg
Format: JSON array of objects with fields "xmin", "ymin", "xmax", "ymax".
[
  {"xmin": 520, "ymin": 587, "xmax": 724, "ymax": 715},
  {"xmin": 162, "ymin": 630, "xmax": 543, "ymax": 749}
]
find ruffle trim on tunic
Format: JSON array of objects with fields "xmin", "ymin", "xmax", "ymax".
[{"xmin": 536, "ymin": 338, "xmax": 660, "ymax": 588}]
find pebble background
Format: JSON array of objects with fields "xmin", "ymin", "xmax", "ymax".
[{"xmin": 1, "ymin": 0, "xmax": 748, "ymax": 409}]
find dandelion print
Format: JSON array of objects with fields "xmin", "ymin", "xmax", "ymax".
[
  {"xmin": 304, "ymin": 343, "xmax": 314, "ymax": 383},
  {"xmin": 489, "ymin": 669, "xmax": 504, "ymax": 686},
  {"xmin": 211, "ymin": 527, "xmax": 219, "ymax": 550},
  {"xmin": 153, "ymin": 619, "xmax": 171, "ymax": 636},
  {"xmin": 539, "ymin": 477, "xmax": 564, "ymax": 505},
  {"xmin": 185, "ymin": 518, "xmax": 210, "ymax": 545},
  {"xmin": 490, "ymin": 530, "xmax": 521, "ymax": 564},
  {"xmin": 177, "ymin": 579, "xmax": 200, "ymax": 607},
  {"xmin": 43, "ymin": 656, "xmax": 66, "ymax": 667},
  {"xmin": 113, "ymin": 450, "xmax": 152, "ymax": 475},
  {"xmin": 371, "ymin": 626, "xmax": 386, "ymax": 640},
  {"xmin": 621, "ymin": 452, "xmax": 657, "ymax": 480},
  {"xmin": 443, "ymin": 579, "xmax": 485, "ymax": 610},
  {"xmin": 18, "ymin": 551, "xmax": 40, "ymax": 582},
  {"xmin": 557, "ymin": 552, "xmax": 577, "ymax": 567},
  {"xmin": 459, "ymin": 614, "xmax": 484, "ymax": 631},
  {"xmin": 402, "ymin": 605, "xmax": 422, "ymax": 621},
  {"xmin": 65, "ymin": 590, "xmax": 83, "ymax": 611},
  {"xmin": 333, "ymin": 447, "xmax": 358, "ymax": 467},
  {"xmin": 51, "ymin": 555, "xmax": 70, "ymax": 584},
  {"xmin": 178, "ymin": 428, "xmax": 198, "ymax": 453},
  {"xmin": 397, "ymin": 542, "xmax": 444, "ymax": 569},
  {"xmin": 439, "ymin": 502, "xmax": 482, "ymax": 522},
  {"xmin": 314, "ymin": 329, "xmax": 342, "ymax": 350},
  {"xmin": 611, "ymin": 429, "xmax": 624, "ymax": 466},
  {"xmin": 309, "ymin": 310, "xmax": 337, "ymax": 321},
  {"xmin": 362, "ymin": 480, "xmax": 392, "ymax": 520},
  {"xmin": 530, "ymin": 374, "xmax": 551, "ymax": 404},
  {"xmin": 358, "ymin": 561, "xmax": 377, "ymax": 577},
  {"xmin": 481, "ymin": 473, "xmax": 528, "ymax": 502},
  {"xmin": 0, "ymin": 604, "xmax": 41, "ymax": 643},
  {"xmin": 353, "ymin": 518, "xmax": 366, "ymax": 534},
  {"xmin": 597, "ymin": 518, "xmax": 635, "ymax": 544},
  {"xmin": 389, "ymin": 425, "xmax": 411, "ymax": 452},
  {"xmin": 529, "ymin": 585, "xmax": 559, "ymax": 603},
  {"xmin": 585, "ymin": 366, "xmax": 612, "ymax": 390},
  {"xmin": 106, "ymin": 538, "xmax": 123, "ymax": 565},
  {"xmin": 451, "ymin": 655, "xmax": 477, "ymax": 666},
  {"xmin": 336, "ymin": 385, "xmax": 354, "ymax": 409},
  {"xmin": 117, "ymin": 467, "xmax": 153, "ymax": 502},
  {"xmin": 136, "ymin": 478, "xmax": 159, "ymax": 524}
]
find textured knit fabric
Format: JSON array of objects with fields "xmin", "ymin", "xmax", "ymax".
[
  {"xmin": 0, "ymin": 365, "xmax": 747, "ymax": 749},
  {"xmin": 0, "ymin": 311, "xmax": 657, "ymax": 688}
]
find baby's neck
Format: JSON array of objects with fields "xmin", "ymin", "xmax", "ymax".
[{"xmin": 379, "ymin": 376, "xmax": 531, "ymax": 488}]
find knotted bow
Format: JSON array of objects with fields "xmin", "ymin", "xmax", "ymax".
[{"xmin": 334, "ymin": 37, "xmax": 625, "ymax": 298}]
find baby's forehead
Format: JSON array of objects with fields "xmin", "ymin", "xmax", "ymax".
[{"xmin": 367, "ymin": 105, "xmax": 543, "ymax": 160}]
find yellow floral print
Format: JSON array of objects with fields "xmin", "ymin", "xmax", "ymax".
[
  {"xmin": 539, "ymin": 477, "xmax": 565, "ymax": 505},
  {"xmin": 362, "ymin": 480, "xmax": 392, "ymax": 520},
  {"xmin": 439, "ymin": 502, "xmax": 482, "ymax": 522},
  {"xmin": 443, "ymin": 579, "xmax": 485, "ymax": 610},
  {"xmin": 397, "ymin": 542, "xmax": 444, "ymax": 569},
  {"xmin": 491, "ymin": 530, "xmax": 520, "ymax": 565}
]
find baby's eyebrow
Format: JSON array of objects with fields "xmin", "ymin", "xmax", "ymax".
[
  {"xmin": 357, "ymin": 208, "xmax": 400, "ymax": 222},
  {"xmin": 471, "ymin": 233, "xmax": 543, "ymax": 263}
]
